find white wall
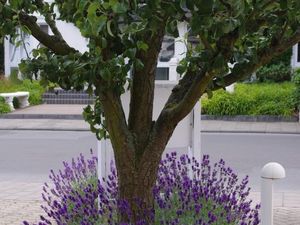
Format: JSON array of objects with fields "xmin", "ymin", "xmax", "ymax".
[{"xmin": 4, "ymin": 17, "xmax": 88, "ymax": 76}]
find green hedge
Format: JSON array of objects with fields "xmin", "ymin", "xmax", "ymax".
[
  {"xmin": 202, "ymin": 82, "xmax": 295, "ymax": 116},
  {"xmin": 292, "ymin": 69, "xmax": 300, "ymax": 110},
  {"xmin": 255, "ymin": 48, "xmax": 292, "ymax": 83},
  {"xmin": 256, "ymin": 63, "xmax": 292, "ymax": 83},
  {"xmin": 0, "ymin": 43, "xmax": 4, "ymax": 74}
]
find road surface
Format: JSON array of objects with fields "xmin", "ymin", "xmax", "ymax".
[
  {"xmin": 0, "ymin": 130, "xmax": 299, "ymax": 191},
  {"xmin": 0, "ymin": 130, "xmax": 97, "ymax": 182},
  {"xmin": 202, "ymin": 132, "xmax": 300, "ymax": 192}
]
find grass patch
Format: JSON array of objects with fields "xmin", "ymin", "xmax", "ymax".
[
  {"xmin": 202, "ymin": 82, "xmax": 296, "ymax": 116},
  {"xmin": 0, "ymin": 97, "xmax": 10, "ymax": 114}
]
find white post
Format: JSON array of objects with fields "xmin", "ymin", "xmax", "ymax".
[
  {"xmin": 169, "ymin": 57, "xmax": 179, "ymax": 81},
  {"xmin": 261, "ymin": 162, "xmax": 286, "ymax": 225},
  {"xmin": 4, "ymin": 38, "xmax": 10, "ymax": 76},
  {"xmin": 192, "ymin": 100, "xmax": 202, "ymax": 161},
  {"xmin": 97, "ymin": 139, "xmax": 107, "ymax": 181},
  {"xmin": 261, "ymin": 178, "xmax": 274, "ymax": 225}
]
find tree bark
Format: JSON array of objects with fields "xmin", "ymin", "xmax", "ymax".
[{"xmin": 116, "ymin": 134, "xmax": 173, "ymax": 224}]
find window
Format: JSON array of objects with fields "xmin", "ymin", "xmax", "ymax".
[
  {"xmin": 159, "ymin": 36, "xmax": 174, "ymax": 62},
  {"xmin": 155, "ymin": 67, "xmax": 169, "ymax": 80}
]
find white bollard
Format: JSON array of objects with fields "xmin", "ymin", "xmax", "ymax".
[{"xmin": 261, "ymin": 162, "xmax": 286, "ymax": 225}]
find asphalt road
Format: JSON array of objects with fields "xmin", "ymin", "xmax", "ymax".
[
  {"xmin": 202, "ymin": 132, "xmax": 300, "ymax": 192},
  {"xmin": 0, "ymin": 130, "xmax": 299, "ymax": 192},
  {"xmin": 0, "ymin": 130, "xmax": 97, "ymax": 182}
]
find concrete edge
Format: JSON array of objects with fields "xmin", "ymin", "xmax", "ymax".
[
  {"xmin": 202, "ymin": 115, "xmax": 299, "ymax": 122},
  {"xmin": 0, "ymin": 127, "xmax": 299, "ymax": 134},
  {"xmin": 0, "ymin": 128, "xmax": 89, "ymax": 131},
  {"xmin": 1, "ymin": 113, "xmax": 298, "ymax": 122},
  {"xmin": 202, "ymin": 130, "xmax": 300, "ymax": 135},
  {"xmin": 0, "ymin": 114, "xmax": 83, "ymax": 120}
]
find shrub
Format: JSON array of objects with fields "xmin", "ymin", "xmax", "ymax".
[
  {"xmin": 24, "ymin": 152, "xmax": 260, "ymax": 225},
  {"xmin": 0, "ymin": 97, "xmax": 10, "ymax": 114},
  {"xmin": 256, "ymin": 63, "xmax": 292, "ymax": 83},
  {"xmin": 254, "ymin": 48, "xmax": 292, "ymax": 83},
  {"xmin": 202, "ymin": 82, "xmax": 295, "ymax": 116},
  {"xmin": 201, "ymin": 92, "xmax": 254, "ymax": 116},
  {"xmin": 20, "ymin": 79, "xmax": 45, "ymax": 105},
  {"xmin": 292, "ymin": 69, "xmax": 300, "ymax": 111}
]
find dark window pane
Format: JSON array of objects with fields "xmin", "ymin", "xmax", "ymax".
[{"xmin": 155, "ymin": 67, "xmax": 169, "ymax": 80}]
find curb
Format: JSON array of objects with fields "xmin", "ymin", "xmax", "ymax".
[
  {"xmin": 202, "ymin": 115, "xmax": 299, "ymax": 122},
  {"xmin": 0, "ymin": 128, "xmax": 299, "ymax": 134},
  {"xmin": 0, "ymin": 127, "xmax": 89, "ymax": 131},
  {"xmin": 1, "ymin": 114, "xmax": 298, "ymax": 122},
  {"xmin": 0, "ymin": 114, "xmax": 83, "ymax": 120},
  {"xmin": 202, "ymin": 130, "xmax": 300, "ymax": 135}
]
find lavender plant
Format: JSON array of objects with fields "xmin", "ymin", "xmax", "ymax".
[{"xmin": 24, "ymin": 152, "xmax": 260, "ymax": 225}]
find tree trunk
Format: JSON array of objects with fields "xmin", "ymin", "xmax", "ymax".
[{"xmin": 116, "ymin": 147, "xmax": 162, "ymax": 224}]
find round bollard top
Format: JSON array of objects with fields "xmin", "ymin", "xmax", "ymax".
[{"xmin": 261, "ymin": 162, "xmax": 286, "ymax": 179}]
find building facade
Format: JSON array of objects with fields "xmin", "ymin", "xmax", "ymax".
[{"xmin": 4, "ymin": 18, "xmax": 189, "ymax": 81}]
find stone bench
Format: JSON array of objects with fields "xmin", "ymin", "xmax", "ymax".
[{"xmin": 0, "ymin": 91, "xmax": 30, "ymax": 111}]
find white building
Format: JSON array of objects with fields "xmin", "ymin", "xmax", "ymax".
[{"xmin": 3, "ymin": 19, "xmax": 189, "ymax": 81}]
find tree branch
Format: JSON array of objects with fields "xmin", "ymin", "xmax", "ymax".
[
  {"xmin": 212, "ymin": 27, "xmax": 300, "ymax": 90},
  {"xmin": 100, "ymin": 89, "xmax": 135, "ymax": 160},
  {"xmin": 18, "ymin": 12, "xmax": 77, "ymax": 55},
  {"xmin": 33, "ymin": 0, "xmax": 64, "ymax": 39},
  {"xmin": 128, "ymin": 19, "xmax": 167, "ymax": 153}
]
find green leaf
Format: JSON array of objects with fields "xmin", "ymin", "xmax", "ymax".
[
  {"xmin": 212, "ymin": 54, "xmax": 225, "ymax": 69},
  {"xmin": 207, "ymin": 89, "xmax": 213, "ymax": 99},
  {"xmin": 100, "ymin": 67, "xmax": 111, "ymax": 81},
  {"xmin": 87, "ymin": 2, "xmax": 100, "ymax": 22},
  {"xmin": 280, "ymin": 0, "xmax": 287, "ymax": 10},
  {"xmin": 106, "ymin": 20, "xmax": 115, "ymax": 37},
  {"xmin": 195, "ymin": 0, "xmax": 213, "ymax": 15},
  {"xmin": 111, "ymin": 2, "xmax": 127, "ymax": 14},
  {"xmin": 166, "ymin": 19, "xmax": 179, "ymax": 37},
  {"xmin": 87, "ymin": 2, "xmax": 107, "ymax": 34},
  {"xmin": 137, "ymin": 41, "xmax": 148, "ymax": 51},
  {"xmin": 97, "ymin": 15, "xmax": 108, "ymax": 33},
  {"xmin": 180, "ymin": 0, "xmax": 187, "ymax": 10},
  {"xmin": 176, "ymin": 64, "xmax": 186, "ymax": 75},
  {"xmin": 126, "ymin": 48, "xmax": 136, "ymax": 59},
  {"xmin": 134, "ymin": 59, "xmax": 144, "ymax": 70},
  {"xmin": 101, "ymin": 37, "xmax": 107, "ymax": 48}
]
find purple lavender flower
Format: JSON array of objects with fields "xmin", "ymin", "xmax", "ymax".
[{"xmin": 24, "ymin": 152, "xmax": 260, "ymax": 225}]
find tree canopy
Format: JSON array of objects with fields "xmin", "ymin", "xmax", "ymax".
[{"xmin": 1, "ymin": 0, "xmax": 300, "ymax": 223}]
